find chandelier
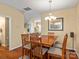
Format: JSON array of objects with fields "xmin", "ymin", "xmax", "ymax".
[{"xmin": 45, "ymin": 0, "xmax": 57, "ymax": 21}]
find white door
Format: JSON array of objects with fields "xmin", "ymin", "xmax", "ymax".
[{"xmin": 5, "ymin": 17, "xmax": 10, "ymax": 47}]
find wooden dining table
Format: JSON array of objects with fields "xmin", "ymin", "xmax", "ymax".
[
  {"xmin": 22, "ymin": 34, "xmax": 56, "ymax": 48},
  {"xmin": 40, "ymin": 35, "xmax": 56, "ymax": 47},
  {"xmin": 30, "ymin": 35, "xmax": 56, "ymax": 48}
]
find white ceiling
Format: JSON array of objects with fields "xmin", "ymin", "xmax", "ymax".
[{"xmin": 0, "ymin": 0, "xmax": 79, "ymax": 22}]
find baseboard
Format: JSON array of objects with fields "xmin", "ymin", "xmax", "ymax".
[
  {"xmin": 9, "ymin": 45, "xmax": 22, "ymax": 51},
  {"xmin": 67, "ymin": 47, "xmax": 76, "ymax": 51},
  {"xmin": 67, "ymin": 48, "xmax": 79, "ymax": 58},
  {"xmin": 75, "ymin": 51, "xmax": 79, "ymax": 58}
]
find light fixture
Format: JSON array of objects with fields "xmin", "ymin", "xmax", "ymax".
[{"xmin": 45, "ymin": 0, "xmax": 57, "ymax": 21}]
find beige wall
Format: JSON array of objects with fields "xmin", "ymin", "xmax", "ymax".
[
  {"xmin": 41, "ymin": 8, "xmax": 77, "ymax": 49},
  {"xmin": 0, "ymin": 17, "xmax": 5, "ymax": 46},
  {"xmin": 0, "ymin": 3, "xmax": 24, "ymax": 50},
  {"xmin": 0, "ymin": 2, "xmax": 79, "ymax": 53},
  {"xmin": 76, "ymin": 4, "xmax": 79, "ymax": 53}
]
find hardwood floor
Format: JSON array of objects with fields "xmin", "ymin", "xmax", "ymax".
[
  {"xmin": 0, "ymin": 46, "xmax": 78, "ymax": 59},
  {"xmin": 0, "ymin": 46, "xmax": 22, "ymax": 59}
]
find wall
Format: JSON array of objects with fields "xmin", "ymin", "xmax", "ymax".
[
  {"xmin": 41, "ymin": 8, "xmax": 77, "ymax": 49},
  {"xmin": 0, "ymin": 3, "xmax": 24, "ymax": 50},
  {"xmin": 76, "ymin": 4, "xmax": 79, "ymax": 53},
  {"xmin": 0, "ymin": 17, "xmax": 5, "ymax": 46}
]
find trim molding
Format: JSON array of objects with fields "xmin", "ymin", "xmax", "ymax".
[
  {"xmin": 67, "ymin": 48, "xmax": 79, "ymax": 58},
  {"xmin": 9, "ymin": 45, "xmax": 22, "ymax": 51}
]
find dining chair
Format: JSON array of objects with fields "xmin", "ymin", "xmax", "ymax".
[
  {"xmin": 21, "ymin": 34, "xmax": 31, "ymax": 59},
  {"xmin": 62, "ymin": 34, "xmax": 68, "ymax": 59},
  {"xmin": 30, "ymin": 33, "xmax": 40, "ymax": 37},
  {"xmin": 48, "ymin": 32, "xmax": 55, "ymax": 36},
  {"xmin": 48, "ymin": 34, "xmax": 68, "ymax": 59},
  {"xmin": 54, "ymin": 41, "xmax": 62, "ymax": 49},
  {"xmin": 48, "ymin": 32, "xmax": 60, "ymax": 48},
  {"xmin": 30, "ymin": 34, "xmax": 48, "ymax": 59}
]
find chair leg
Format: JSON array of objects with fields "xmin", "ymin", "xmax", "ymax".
[
  {"xmin": 30, "ymin": 51, "xmax": 32, "ymax": 59},
  {"xmin": 22, "ymin": 48, "xmax": 24, "ymax": 59},
  {"xmin": 48, "ymin": 53, "xmax": 50, "ymax": 59}
]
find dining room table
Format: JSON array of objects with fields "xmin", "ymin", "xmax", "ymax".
[
  {"xmin": 23, "ymin": 34, "xmax": 57, "ymax": 48},
  {"xmin": 40, "ymin": 35, "xmax": 56, "ymax": 48},
  {"xmin": 30, "ymin": 35, "xmax": 56, "ymax": 48}
]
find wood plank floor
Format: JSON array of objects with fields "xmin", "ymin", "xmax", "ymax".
[
  {"xmin": 0, "ymin": 46, "xmax": 78, "ymax": 59},
  {"xmin": 0, "ymin": 46, "xmax": 22, "ymax": 59}
]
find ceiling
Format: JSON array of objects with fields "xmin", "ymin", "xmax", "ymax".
[{"xmin": 0, "ymin": 0, "xmax": 79, "ymax": 22}]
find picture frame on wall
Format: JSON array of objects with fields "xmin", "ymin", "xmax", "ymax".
[{"xmin": 48, "ymin": 17, "xmax": 64, "ymax": 31}]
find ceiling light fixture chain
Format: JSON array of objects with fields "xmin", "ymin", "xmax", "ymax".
[
  {"xmin": 49, "ymin": 0, "xmax": 52, "ymax": 13},
  {"xmin": 45, "ymin": 0, "xmax": 57, "ymax": 21}
]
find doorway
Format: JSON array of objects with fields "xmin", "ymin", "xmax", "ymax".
[{"xmin": 0, "ymin": 16, "xmax": 11, "ymax": 49}]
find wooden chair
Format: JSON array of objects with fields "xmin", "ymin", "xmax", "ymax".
[
  {"xmin": 30, "ymin": 33, "xmax": 40, "ymax": 37},
  {"xmin": 48, "ymin": 32, "xmax": 55, "ymax": 36},
  {"xmin": 21, "ymin": 34, "xmax": 31, "ymax": 59},
  {"xmin": 62, "ymin": 34, "xmax": 68, "ymax": 59},
  {"xmin": 48, "ymin": 34, "xmax": 68, "ymax": 59},
  {"xmin": 53, "ymin": 41, "xmax": 62, "ymax": 49},
  {"xmin": 30, "ymin": 35, "xmax": 48, "ymax": 59},
  {"xmin": 48, "ymin": 32, "xmax": 60, "ymax": 48}
]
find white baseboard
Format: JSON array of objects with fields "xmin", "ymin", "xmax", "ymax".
[
  {"xmin": 67, "ymin": 48, "xmax": 79, "ymax": 58},
  {"xmin": 76, "ymin": 52, "xmax": 79, "ymax": 58},
  {"xmin": 9, "ymin": 45, "xmax": 22, "ymax": 51},
  {"xmin": 67, "ymin": 47, "xmax": 76, "ymax": 51},
  {"xmin": 73, "ymin": 51, "xmax": 79, "ymax": 59},
  {"xmin": 68, "ymin": 48, "xmax": 79, "ymax": 58}
]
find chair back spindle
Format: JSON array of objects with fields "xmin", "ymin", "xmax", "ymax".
[
  {"xmin": 30, "ymin": 34, "xmax": 43, "ymax": 58},
  {"xmin": 62, "ymin": 34, "xmax": 68, "ymax": 59}
]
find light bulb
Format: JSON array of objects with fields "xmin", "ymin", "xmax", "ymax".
[
  {"xmin": 49, "ymin": 13, "xmax": 57, "ymax": 20},
  {"xmin": 45, "ymin": 17, "xmax": 49, "ymax": 21}
]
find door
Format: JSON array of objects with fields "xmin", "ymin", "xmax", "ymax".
[{"xmin": 5, "ymin": 17, "xmax": 9, "ymax": 47}]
